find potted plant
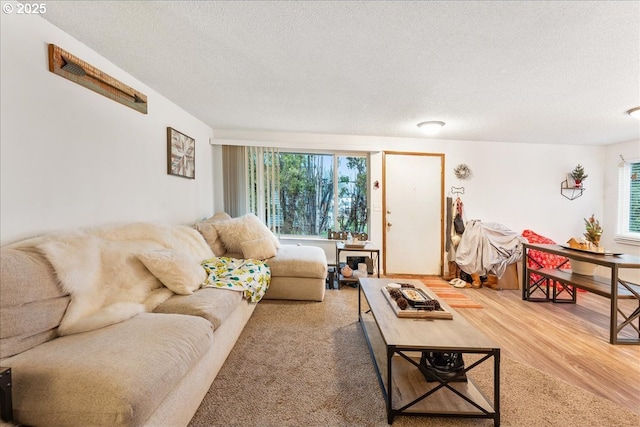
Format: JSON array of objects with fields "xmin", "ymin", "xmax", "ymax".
[
  {"xmin": 583, "ymin": 214, "xmax": 603, "ymax": 248},
  {"xmin": 570, "ymin": 164, "xmax": 588, "ymax": 188},
  {"xmin": 570, "ymin": 214, "xmax": 603, "ymax": 275}
]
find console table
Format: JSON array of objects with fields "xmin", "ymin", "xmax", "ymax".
[
  {"xmin": 335, "ymin": 241, "xmax": 380, "ymax": 287},
  {"xmin": 522, "ymin": 243, "xmax": 640, "ymax": 345}
]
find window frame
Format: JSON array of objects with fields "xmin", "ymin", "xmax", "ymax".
[
  {"xmin": 275, "ymin": 149, "xmax": 370, "ymax": 238},
  {"xmin": 615, "ymin": 158, "xmax": 640, "ymax": 246}
]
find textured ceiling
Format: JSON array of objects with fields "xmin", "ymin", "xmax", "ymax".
[{"xmin": 35, "ymin": 1, "xmax": 640, "ymax": 145}]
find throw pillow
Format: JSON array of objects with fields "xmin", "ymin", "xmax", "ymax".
[
  {"xmin": 195, "ymin": 212, "xmax": 233, "ymax": 256},
  {"xmin": 205, "ymin": 212, "xmax": 232, "ymax": 223},
  {"xmin": 214, "ymin": 213, "xmax": 280, "ymax": 254},
  {"xmin": 240, "ymin": 237, "xmax": 278, "ymax": 260},
  {"xmin": 137, "ymin": 249, "xmax": 206, "ymax": 295},
  {"xmin": 195, "ymin": 221, "xmax": 227, "ymax": 256}
]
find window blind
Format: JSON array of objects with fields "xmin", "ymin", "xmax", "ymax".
[
  {"xmin": 246, "ymin": 146, "xmax": 280, "ymax": 235},
  {"xmin": 616, "ymin": 159, "xmax": 640, "ymax": 246}
]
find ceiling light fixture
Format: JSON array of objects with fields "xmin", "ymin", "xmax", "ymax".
[
  {"xmin": 627, "ymin": 107, "xmax": 640, "ymax": 120},
  {"xmin": 417, "ymin": 121, "xmax": 445, "ymax": 135}
]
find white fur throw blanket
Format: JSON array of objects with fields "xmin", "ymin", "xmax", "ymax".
[{"xmin": 38, "ymin": 223, "xmax": 214, "ymax": 336}]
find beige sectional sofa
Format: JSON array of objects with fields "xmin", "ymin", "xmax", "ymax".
[
  {"xmin": 0, "ymin": 215, "xmax": 327, "ymax": 427},
  {"xmin": 195, "ymin": 212, "xmax": 327, "ymax": 302}
]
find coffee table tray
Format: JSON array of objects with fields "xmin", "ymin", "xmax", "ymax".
[{"xmin": 382, "ymin": 285, "xmax": 453, "ymax": 319}]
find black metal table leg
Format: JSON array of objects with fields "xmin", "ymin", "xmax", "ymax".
[{"xmin": 0, "ymin": 367, "xmax": 13, "ymax": 423}]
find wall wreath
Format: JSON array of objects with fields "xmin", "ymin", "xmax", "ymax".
[{"xmin": 454, "ymin": 164, "xmax": 472, "ymax": 180}]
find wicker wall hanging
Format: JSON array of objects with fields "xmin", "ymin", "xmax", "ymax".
[
  {"xmin": 48, "ymin": 44, "xmax": 147, "ymax": 114},
  {"xmin": 454, "ymin": 164, "xmax": 472, "ymax": 180}
]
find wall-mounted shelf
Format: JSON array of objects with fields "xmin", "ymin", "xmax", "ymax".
[{"xmin": 560, "ymin": 179, "xmax": 584, "ymax": 200}]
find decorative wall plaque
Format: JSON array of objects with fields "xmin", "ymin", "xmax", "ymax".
[{"xmin": 48, "ymin": 44, "xmax": 147, "ymax": 114}]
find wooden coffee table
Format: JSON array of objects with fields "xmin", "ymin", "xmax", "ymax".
[{"xmin": 358, "ymin": 278, "xmax": 500, "ymax": 425}]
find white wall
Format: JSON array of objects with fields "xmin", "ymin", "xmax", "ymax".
[
  {"xmin": 0, "ymin": 12, "xmax": 215, "ymax": 245},
  {"xmin": 212, "ymin": 130, "xmax": 605, "ymax": 266}
]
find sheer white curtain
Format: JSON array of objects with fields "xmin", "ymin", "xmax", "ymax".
[{"xmin": 246, "ymin": 146, "xmax": 280, "ymax": 234}]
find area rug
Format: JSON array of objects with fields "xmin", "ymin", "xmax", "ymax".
[
  {"xmin": 421, "ymin": 278, "xmax": 485, "ymax": 309},
  {"xmin": 387, "ymin": 275, "xmax": 484, "ymax": 309},
  {"xmin": 188, "ymin": 287, "xmax": 639, "ymax": 427}
]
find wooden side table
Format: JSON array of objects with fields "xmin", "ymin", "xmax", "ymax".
[{"xmin": 0, "ymin": 367, "xmax": 12, "ymax": 422}]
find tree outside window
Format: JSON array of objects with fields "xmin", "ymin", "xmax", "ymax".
[
  {"xmin": 254, "ymin": 152, "xmax": 368, "ymax": 237},
  {"xmin": 337, "ymin": 156, "xmax": 368, "ymax": 234}
]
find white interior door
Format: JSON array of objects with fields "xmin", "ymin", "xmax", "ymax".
[{"xmin": 384, "ymin": 152, "xmax": 443, "ymax": 275}]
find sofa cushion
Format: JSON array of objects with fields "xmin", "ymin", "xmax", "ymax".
[
  {"xmin": 0, "ymin": 246, "xmax": 67, "ymax": 306},
  {"xmin": 0, "ymin": 246, "xmax": 68, "ymax": 358},
  {"xmin": 137, "ymin": 249, "xmax": 207, "ymax": 295},
  {"xmin": 1, "ymin": 330, "xmax": 60, "ymax": 361},
  {"xmin": 153, "ymin": 287, "xmax": 242, "ymax": 329},
  {"xmin": 3, "ymin": 313, "xmax": 213, "ymax": 427},
  {"xmin": 214, "ymin": 213, "xmax": 280, "ymax": 254},
  {"xmin": 240, "ymin": 237, "xmax": 278, "ymax": 260},
  {"xmin": 0, "ymin": 296, "xmax": 70, "ymax": 339},
  {"xmin": 195, "ymin": 222, "xmax": 226, "ymax": 256},
  {"xmin": 195, "ymin": 212, "xmax": 232, "ymax": 256},
  {"xmin": 265, "ymin": 276, "xmax": 326, "ymax": 301},
  {"xmin": 267, "ymin": 245, "xmax": 327, "ymax": 279},
  {"xmin": 205, "ymin": 212, "xmax": 232, "ymax": 223}
]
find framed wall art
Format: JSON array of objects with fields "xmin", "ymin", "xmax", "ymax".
[{"xmin": 167, "ymin": 127, "xmax": 195, "ymax": 179}]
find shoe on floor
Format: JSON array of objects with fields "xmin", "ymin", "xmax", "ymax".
[{"xmin": 453, "ymin": 278, "xmax": 467, "ymax": 288}]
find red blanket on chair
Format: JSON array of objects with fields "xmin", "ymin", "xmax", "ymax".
[{"xmin": 522, "ymin": 230, "xmax": 584, "ymax": 291}]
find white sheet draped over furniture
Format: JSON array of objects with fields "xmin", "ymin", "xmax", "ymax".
[{"xmin": 455, "ymin": 220, "xmax": 526, "ymax": 278}]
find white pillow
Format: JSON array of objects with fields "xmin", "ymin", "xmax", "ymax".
[
  {"xmin": 137, "ymin": 249, "xmax": 206, "ymax": 295},
  {"xmin": 195, "ymin": 221, "xmax": 227, "ymax": 256},
  {"xmin": 195, "ymin": 212, "xmax": 233, "ymax": 256},
  {"xmin": 240, "ymin": 237, "xmax": 278, "ymax": 260},
  {"xmin": 205, "ymin": 212, "xmax": 232, "ymax": 223},
  {"xmin": 214, "ymin": 213, "xmax": 280, "ymax": 254}
]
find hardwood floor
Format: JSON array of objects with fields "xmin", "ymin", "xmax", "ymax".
[{"xmin": 392, "ymin": 276, "xmax": 640, "ymax": 415}]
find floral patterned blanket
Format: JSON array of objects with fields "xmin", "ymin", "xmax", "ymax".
[{"xmin": 201, "ymin": 257, "xmax": 271, "ymax": 302}]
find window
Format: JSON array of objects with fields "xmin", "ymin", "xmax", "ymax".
[
  {"xmin": 616, "ymin": 159, "xmax": 640, "ymax": 245},
  {"xmin": 336, "ymin": 156, "xmax": 368, "ymax": 234},
  {"xmin": 246, "ymin": 149, "xmax": 369, "ymax": 237}
]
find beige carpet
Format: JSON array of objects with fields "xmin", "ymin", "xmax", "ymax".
[{"xmin": 188, "ymin": 287, "xmax": 640, "ymax": 427}]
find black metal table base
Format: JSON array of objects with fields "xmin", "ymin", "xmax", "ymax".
[
  {"xmin": 386, "ymin": 349, "xmax": 500, "ymax": 425},
  {"xmin": 0, "ymin": 367, "xmax": 13, "ymax": 423}
]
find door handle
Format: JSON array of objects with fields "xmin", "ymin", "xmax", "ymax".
[{"xmin": 387, "ymin": 222, "xmax": 392, "ymax": 227}]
